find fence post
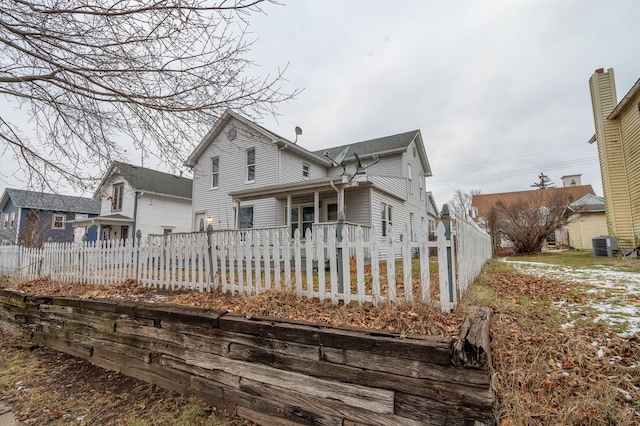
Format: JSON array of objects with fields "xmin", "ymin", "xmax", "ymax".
[
  {"xmin": 207, "ymin": 224, "xmax": 214, "ymax": 285},
  {"xmin": 441, "ymin": 204, "xmax": 455, "ymax": 308},
  {"xmin": 135, "ymin": 230, "xmax": 141, "ymax": 277},
  {"xmin": 336, "ymin": 210, "xmax": 345, "ymax": 293}
]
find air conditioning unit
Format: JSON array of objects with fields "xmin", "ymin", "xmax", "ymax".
[{"xmin": 592, "ymin": 236, "xmax": 618, "ymax": 257}]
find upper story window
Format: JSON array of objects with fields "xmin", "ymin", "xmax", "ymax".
[
  {"xmin": 211, "ymin": 157, "xmax": 219, "ymax": 188},
  {"xmin": 302, "ymin": 163, "xmax": 310, "ymax": 179},
  {"xmin": 419, "ymin": 174, "xmax": 424, "ymax": 200},
  {"xmin": 381, "ymin": 202, "xmax": 392, "ymax": 237},
  {"xmin": 9, "ymin": 212, "xmax": 15, "ymax": 229},
  {"xmin": 52, "ymin": 214, "xmax": 65, "ymax": 230},
  {"xmin": 407, "ymin": 163, "xmax": 413, "ymax": 194},
  {"xmin": 2, "ymin": 213, "xmax": 7, "ymax": 229},
  {"xmin": 246, "ymin": 148, "xmax": 256, "ymax": 182},
  {"xmin": 111, "ymin": 183, "xmax": 124, "ymax": 212}
]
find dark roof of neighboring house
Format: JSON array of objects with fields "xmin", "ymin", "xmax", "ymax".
[
  {"xmin": 472, "ymin": 185, "xmax": 595, "ymax": 219},
  {"xmin": 315, "ymin": 130, "xmax": 420, "ymax": 160},
  {"xmin": 110, "ymin": 162, "xmax": 192, "ymax": 199},
  {"xmin": 1, "ymin": 188, "xmax": 100, "ymax": 214}
]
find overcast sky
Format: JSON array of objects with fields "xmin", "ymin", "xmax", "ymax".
[{"xmin": 2, "ymin": 0, "xmax": 639, "ymax": 208}]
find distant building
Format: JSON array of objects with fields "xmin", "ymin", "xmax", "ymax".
[{"xmin": 0, "ymin": 189, "xmax": 100, "ymax": 246}]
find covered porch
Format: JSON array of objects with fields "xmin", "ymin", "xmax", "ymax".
[{"xmin": 70, "ymin": 213, "xmax": 134, "ymax": 242}]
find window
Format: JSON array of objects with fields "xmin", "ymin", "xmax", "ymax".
[
  {"xmin": 112, "ymin": 183, "xmax": 124, "ymax": 211},
  {"xmin": 302, "ymin": 163, "xmax": 310, "ymax": 179},
  {"xmin": 381, "ymin": 203, "xmax": 392, "ymax": 237},
  {"xmin": 211, "ymin": 157, "xmax": 219, "ymax": 188},
  {"xmin": 407, "ymin": 164, "xmax": 413, "ymax": 194},
  {"xmin": 9, "ymin": 212, "xmax": 15, "ymax": 229},
  {"xmin": 410, "ymin": 212, "xmax": 414, "ymax": 241},
  {"xmin": 419, "ymin": 174, "xmax": 424, "ymax": 200},
  {"xmin": 2, "ymin": 213, "xmax": 7, "ymax": 229},
  {"xmin": 52, "ymin": 214, "xmax": 65, "ymax": 230},
  {"xmin": 290, "ymin": 206, "xmax": 314, "ymax": 237},
  {"xmin": 246, "ymin": 148, "xmax": 256, "ymax": 182},
  {"xmin": 570, "ymin": 179, "xmax": 576, "ymax": 186},
  {"xmin": 327, "ymin": 203, "xmax": 338, "ymax": 221},
  {"xmin": 238, "ymin": 206, "xmax": 253, "ymax": 229}
]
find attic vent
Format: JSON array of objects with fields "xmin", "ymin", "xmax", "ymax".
[{"xmin": 227, "ymin": 127, "xmax": 237, "ymax": 141}]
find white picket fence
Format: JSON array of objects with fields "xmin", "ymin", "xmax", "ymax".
[{"xmin": 0, "ymin": 216, "xmax": 492, "ymax": 312}]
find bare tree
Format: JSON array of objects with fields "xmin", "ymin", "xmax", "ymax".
[
  {"xmin": 492, "ymin": 190, "xmax": 579, "ymax": 254},
  {"xmin": 448, "ymin": 189, "xmax": 481, "ymax": 219},
  {"xmin": 0, "ymin": 0, "xmax": 298, "ymax": 191}
]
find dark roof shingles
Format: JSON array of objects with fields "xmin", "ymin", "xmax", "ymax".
[
  {"xmin": 6, "ymin": 189, "xmax": 100, "ymax": 214},
  {"xmin": 314, "ymin": 130, "xmax": 419, "ymax": 159},
  {"xmin": 113, "ymin": 162, "xmax": 192, "ymax": 199}
]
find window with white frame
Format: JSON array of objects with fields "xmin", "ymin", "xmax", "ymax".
[
  {"xmin": 246, "ymin": 148, "xmax": 256, "ymax": 182},
  {"xmin": 211, "ymin": 157, "xmax": 219, "ymax": 188},
  {"xmin": 419, "ymin": 174, "xmax": 424, "ymax": 200},
  {"xmin": 302, "ymin": 163, "xmax": 310, "ymax": 179},
  {"xmin": 381, "ymin": 203, "xmax": 392, "ymax": 237},
  {"xmin": 9, "ymin": 212, "xmax": 15, "ymax": 229},
  {"xmin": 52, "ymin": 214, "xmax": 65, "ymax": 230},
  {"xmin": 407, "ymin": 163, "xmax": 413, "ymax": 194},
  {"xmin": 111, "ymin": 183, "xmax": 124, "ymax": 211},
  {"xmin": 2, "ymin": 213, "xmax": 7, "ymax": 229}
]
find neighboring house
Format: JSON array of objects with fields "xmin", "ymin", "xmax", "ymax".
[
  {"xmin": 0, "ymin": 188, "xmax": 100, "ymax": 246},
  {"xmin": 472, "ymin": 184, "xmax": 595, "ymax": 249},
  {"xmin": 566, "ymin": 194, "xmax": 608, "ymax": 251},
  {"xmin": 589, "ymin": 68, "xmax": 640, "ymax": 250},
  {"xmin": 71, "ymin": 162, "xmax": 193, "ymax": 241},
  {"xmin": 184, "ymin": 110, "xmax": 432, "ymax": 241},
  {"xmin": 426, "ymin": 191, "xmax": 440, "ymax": 235}
]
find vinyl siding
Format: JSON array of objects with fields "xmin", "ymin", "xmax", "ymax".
[
  {"xmin": 325, "ymin": 153, "xmax": 403, "ymax": 179},
  {"xmin": 343, "ymin": 187, "xmax": 371, "ymax": 226},
  {"xmin": 97, "ymin": 175, "xmax": 136, "ymax": 219},
  {"xmin": 618, "ymin": 89, "xmax": 640, "ymax": 245},
  {"xmin": 590, "ymin": 69, "xmax": 636, "ymax": 246},
  {"xmin": 567, "ymin": 212, "xmax": 608, "ymax": 251},
  {"xmin": 191, "ymin": 118, "xmax": 282, "ymax": 230},
  {"xmin": 279, "ymin": 149, "xmax": 327, "ymax": 184},
  {"xmin": 136, "ymin": 194, "xmax": 192, "ymax": 236}
]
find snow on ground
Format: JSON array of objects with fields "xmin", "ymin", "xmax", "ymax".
[{"xmin": 500, "ymin": 258, "xmax": 640, "ymax": 337}]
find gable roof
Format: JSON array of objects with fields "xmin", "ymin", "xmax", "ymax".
[
  {"xmin": 102, "ymin": 162, "xmax": 192, "ymax": 199},
  {"xmin": 315, "ymin": 130, "xmax": 432, "ymax": 176},
  {"xmin": 185, "ymin": 109, "xmax": 330, "ymax": 168},
  {"xmin": 0, "ymin": 188, "xmax": 100, "ymax": 214},
  {"xmin": 608, "ymin": 76, "xmax": 640, "ymax": 119},
  {"xmin": 569, "ymin": 193, "xmax": 605, "ymax": 213},
  {"xmin": 472, "ymin": 185, "xmax": 595, "ymax": 219}
]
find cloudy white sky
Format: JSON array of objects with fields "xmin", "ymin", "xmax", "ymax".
[{"xmin": 2, "ymin": 0, "xmax": 639, "ymax": 207}]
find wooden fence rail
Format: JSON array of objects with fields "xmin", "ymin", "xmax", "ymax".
[{"xmin": 0, "ymin": 214, "xmax": 492, "ymax": 312}]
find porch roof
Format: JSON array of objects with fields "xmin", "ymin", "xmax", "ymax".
[
  {"xmin": 228, "ymin": 176, "xmax": 371, "ymax": 202},
  {"xmin": 69, "ymin": 213, "xmax": 133, "ymax": 227}
]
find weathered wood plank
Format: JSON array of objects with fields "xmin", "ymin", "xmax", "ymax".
[
  {"xmin": 218, "ymin": 315, "xmax": 452, "ymax": 365},
  {"xmin": 185, "ymin": 348, "xmax": 395, "ymax": 414},
  {"xmin": 394, "ymin": 392, "xmax": 493, "ymax": 426},
  {"xmin": 453, "ymin": 307, "xmax": 492, "ymax": 371},
  {"xmin": 115, "ymin": 321, "xmax": 184, "ymax": 345},
  {"xmin": 236, "ymin": 406, "xmax": 303, "ymax": 426},
  {"xmin": 228, "ymin": 343, "xmax": 494, "ymax": 409},
  {"xmin": 239, "ymin": 377, "xmax": 425, "ymax": 426},
  {"xmin": 161, "ymin": 355, "xmax": 241, "ymax": 390},
  {"xmin": 321, "ymin": 347, "xmax": 490, "ymax": 386}
]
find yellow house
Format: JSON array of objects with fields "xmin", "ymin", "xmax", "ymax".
[
  {"xmin": 589, "ymin": 68, "xmax": 640, "ymax": 250},
  {"xmin": 566, "ymin": 194, "xmax": 608, "ymax": 251}
]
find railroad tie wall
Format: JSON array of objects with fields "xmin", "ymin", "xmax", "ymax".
[{"xmin": 0, "ymin": 290, "xmax": 494, "ymax": 425}]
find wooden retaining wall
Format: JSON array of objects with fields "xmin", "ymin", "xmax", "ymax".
[{"xmin": 0, "ymin": 290, "xmax": 494, "ymax": 425}]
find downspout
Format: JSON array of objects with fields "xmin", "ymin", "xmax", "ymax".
[{"xmin": 132, "ymin": 191, "xmax": 141, "ymax": 245}]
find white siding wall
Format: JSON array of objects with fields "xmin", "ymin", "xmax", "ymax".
[
  {"xmin": 136, "ymin": 194, "xmax": 192, "ymax": 236},
  {"xmin": 192, "ymin": 118, "xmax": 285, "ymax": 230},
  {"xmin": 97, "ymin": 175, "xmax": 136, "ymax": 218},
  {"xmin": 343, "ymin": 187, "xmax": 371, "ymax": 225},
  {"xmin": 279, "ymin": 149, "xmax": 327, "ymax": 184},
  {"xmin": 404, "ymin": 141, "xmax": 430, "ymax": 237}
]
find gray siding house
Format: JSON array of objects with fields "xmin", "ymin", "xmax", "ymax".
[{"xmin": 184, "ymin": 110, "xmax": 433, "ymax": 241}]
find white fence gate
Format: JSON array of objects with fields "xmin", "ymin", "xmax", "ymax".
[{"xmin": 0, "ymin": 215, "xmax": 492, "ymax": 312}]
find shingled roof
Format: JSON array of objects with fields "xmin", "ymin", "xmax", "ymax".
[
  {"xmin": 314, "ymin": 130, "xmax": 420, "ymax": 159},
  {"xmin": 2, "ymin": 189, "xmax": 100, "ymax": 214},
  {"xmin": 110, "ymin": 162, "xmax": 192, "ymax": 199},
  {"xmin": 472, "ymin": 185, "xmax": 595, "ymax": 219}
]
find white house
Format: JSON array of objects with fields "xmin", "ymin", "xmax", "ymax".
[
  {"xmin": 184, "ymin": 110, "xmax": 432, "ymax": 241},
  {"xmin": 72, "ymin": 162, "xmax": 193, "ymax": 240}
]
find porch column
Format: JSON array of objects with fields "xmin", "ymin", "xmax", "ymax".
[
  {"xmin": 286, "ymin": 194, "xmax": 292, "ymax": 227},
  {"xmin": 314, "ymin": 191, "xmax": 320, "ymax": 224},
  {"xmin": 235, "ymin": 200, "xmax": 240, "ymax": 229}
]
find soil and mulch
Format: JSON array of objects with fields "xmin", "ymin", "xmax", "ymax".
[{"xmin": 1, "ymin": 258, "xmax": 640, "ymax": 425}]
